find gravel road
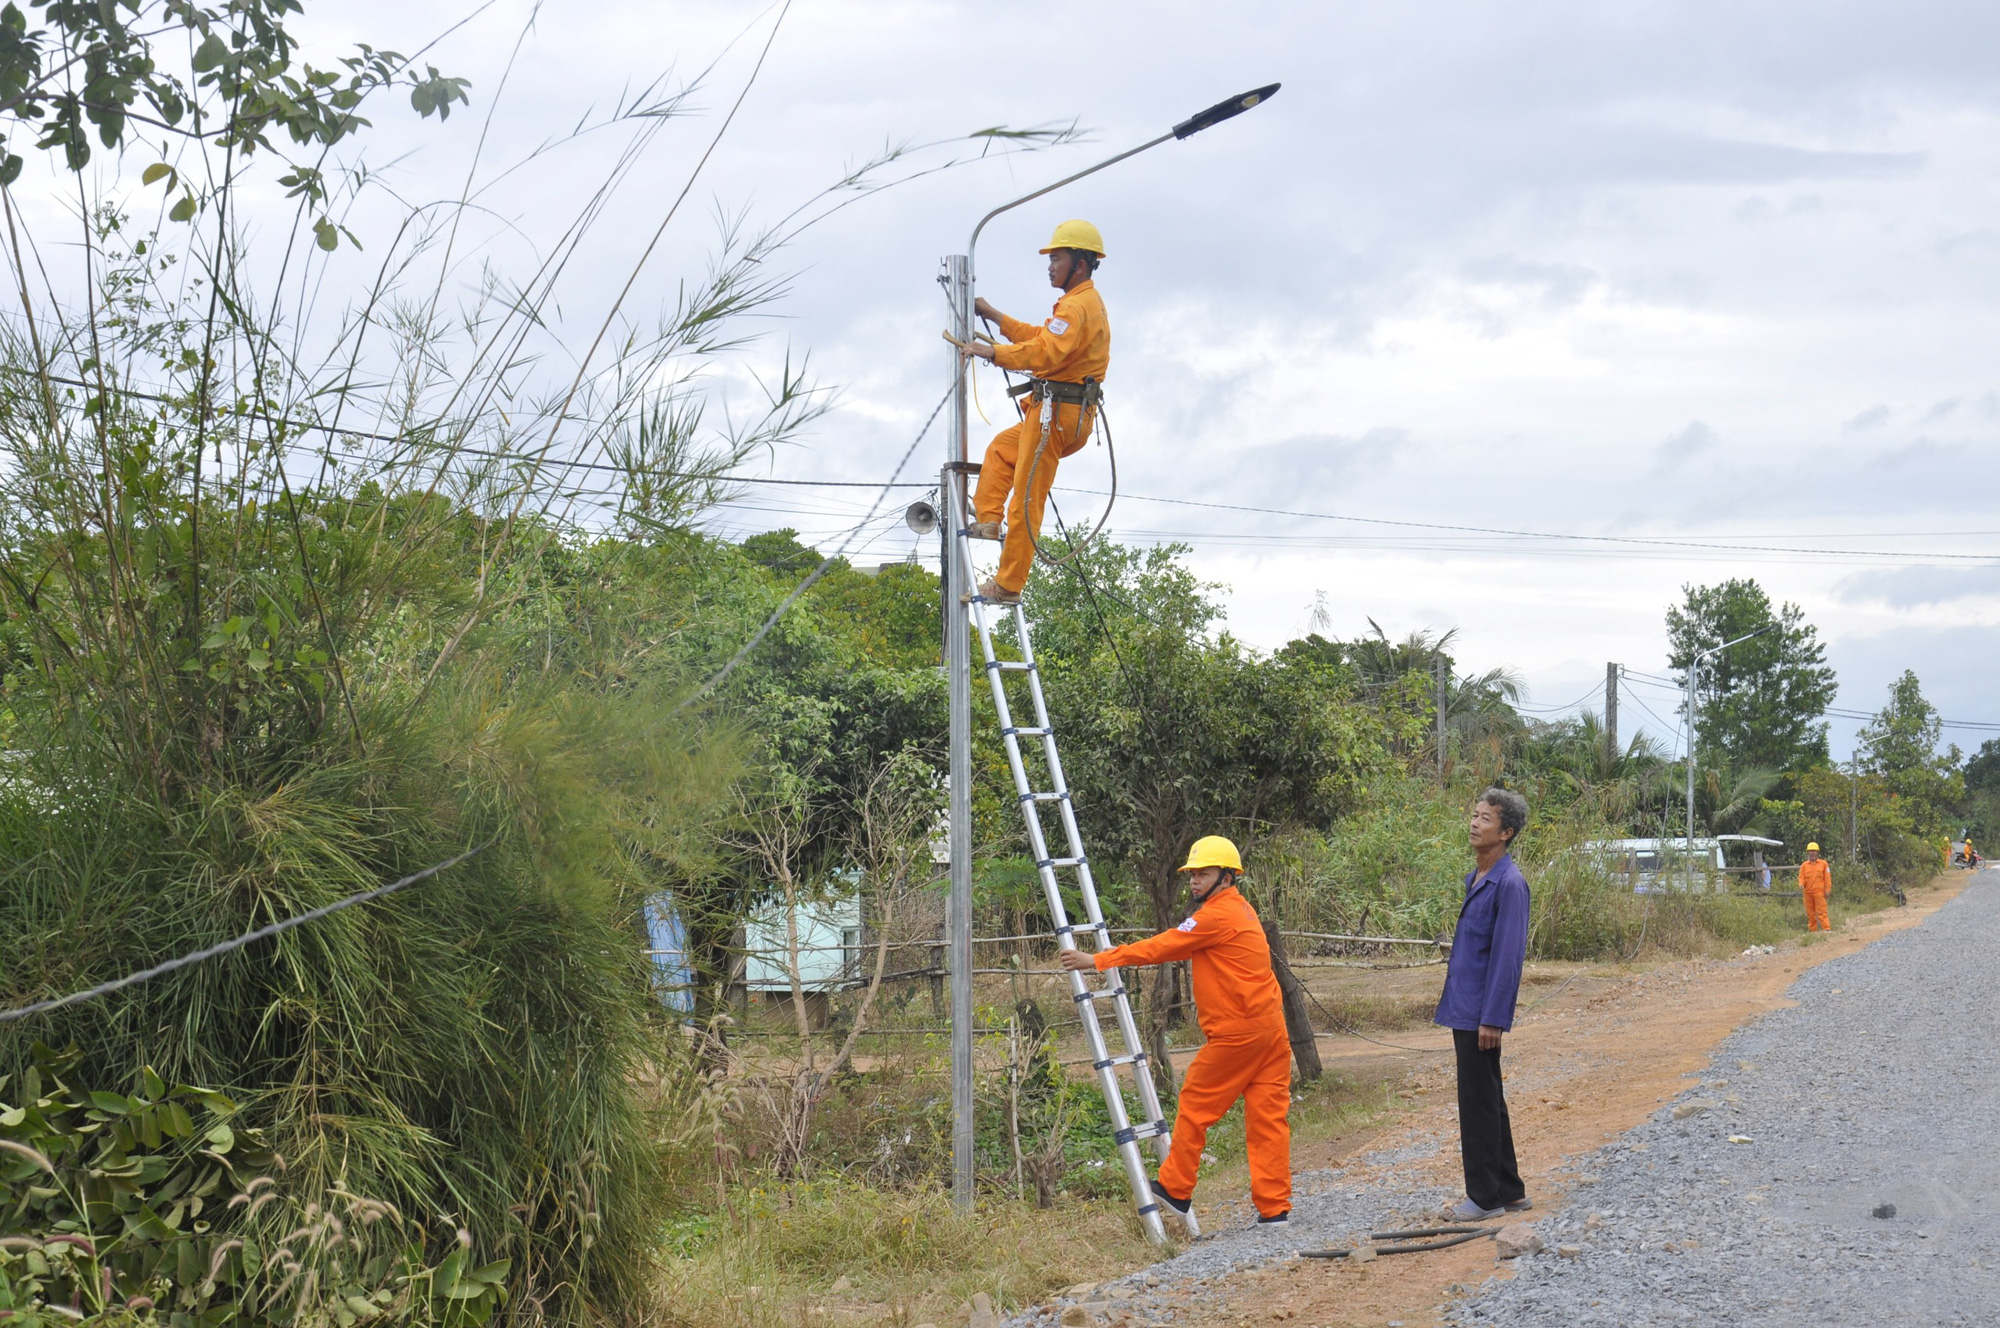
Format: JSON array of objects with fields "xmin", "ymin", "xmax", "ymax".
[{"xmin": 1452, "ymin": 873, "xmax": 2000, "ymax": 1327}]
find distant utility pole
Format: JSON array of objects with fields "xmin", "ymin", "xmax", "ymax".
[
  {"xmin": 1685, "ymin": 626, "xmax": 1775, "ymax": 865},
  {"xmin": 1605, "ymin": 662, "xmax": 1620, "ymax": 767},
  {"xmin": 1436, "ymin": 656, "xmax": 1448, "ymax": 781},
  {"xmin": 1848, "ymin": 757, "xmax": 1859, "ymax": 862}
]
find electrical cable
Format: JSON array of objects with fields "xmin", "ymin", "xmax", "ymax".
[
  {"xmin": 670, "ymin": 373, "xmax": 960, "ymax": 713},
  {"xmin": 1301, "ymin": 1225, "xmax": 1499, "ymax": 1259},
  {"xmin": 0, "ymin": 838, "xmax": 495, "ymax": 1024},
  {"xmin": 1514, "ymin": 680, "xmax": 1605, "ymax": 715},
  {"xmin": 1298, "ymin": 983, "xmax": 1449, "ymax": 1055},
  {"xmin": 1066, "ymin": 489, "xmax": 2000, "ymax": 563}
]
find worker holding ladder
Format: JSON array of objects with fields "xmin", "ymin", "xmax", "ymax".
[
  {"xmin": 1060, "ymin": 835, "xmax": 1294, "ymax": 1227},
  {"xmin": 957, "ymin": 220, "xmax": 1110, "ymax": 605}
]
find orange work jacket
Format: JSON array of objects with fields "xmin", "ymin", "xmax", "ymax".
[
  {"xmin": 1799, "ymin": 859, "xmax": 1832, "ymax": 895},
  {"xmin": 991, "ymin": 279, "xmax": 1110, "ymax": 384},
  {"xmin": 991, "ymin": 280, "xmax": 1110, "ymax": 460},
  {"xmin": 1092, "ymin": 885, "xmax": 1284, "ymax": 1040}
]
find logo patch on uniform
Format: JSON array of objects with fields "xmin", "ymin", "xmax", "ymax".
[
  {"xmin": 1046, "ymin": 317, "xmax": 1070, "ymax": 335},
  {"xmin": 1176, "ymin": 917, "xmax": 1198, "ymax": 933}
]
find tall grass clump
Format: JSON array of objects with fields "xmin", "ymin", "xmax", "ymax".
[
  {"xmin": 0, "ymin": 295, "xmax": 749, "ymax": 1317},
  {"xmin": 0, "ymin": 4, "xmax": 1090, "ymax": 1317}
]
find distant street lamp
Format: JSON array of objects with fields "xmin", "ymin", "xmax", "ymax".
[{"xmin": 1683, "ymin": 625, "xmax": 1776, "ymax": 874}]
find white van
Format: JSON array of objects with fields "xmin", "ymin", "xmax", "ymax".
[{"xmin": 1584, "ymin": 837, "xmax": 1724, "ymax": 893}]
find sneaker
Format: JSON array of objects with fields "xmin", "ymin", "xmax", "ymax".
[
  {"xmin": 1444, "ymin": 1197, "xmax": 1506, "ymax": 1222},
  {"xmin": 1255, "ymin": 1210, "xmax": 1290, "ymax": 1226},
  {"xmin": 960, "ymin": 578, "xmax": 1021, "ymax": 605},
  {"xmin": 1149, "ymin": 1178, "xmax": 1192, "ymax": 1217},
  {"xmin": 1503, "ymin": 1197, "xmax": 1534, "ymax": 1213},
  {"xmin": 965, "ymin": 521, "xmax": 1002, "ymax": 540}
]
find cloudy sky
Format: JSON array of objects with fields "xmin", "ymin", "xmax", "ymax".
[{"xmin": 74, "ymin": 1, "xmax": 2000, "ymax": 758}]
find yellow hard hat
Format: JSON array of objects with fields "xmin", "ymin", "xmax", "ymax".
[
  {"xmin": 1178, "ymin": 835, "xmax": 1242, "ymax": 873},
  {"xmin": 1806, "ymin": 842, "xmax": 1820, "ymax": 852},
  {"xmin": 1039, "ymin": 219, "xmax": 1106, "ymax": 256}
]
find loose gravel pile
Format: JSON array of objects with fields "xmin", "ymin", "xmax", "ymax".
[
  {"xmin": 1002, "ymin": 1167, "xmax": 1457, "ymax": 1326},
  {"xmin": 1451, "ymin": 875, "xmax": 2000, "ymax": 1327}
]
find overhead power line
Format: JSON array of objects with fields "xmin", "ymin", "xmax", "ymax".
[
  {"xmin": 0, "ymin": 839, "xmax": 494, "ymax": 1025},
  {"xmin": 1623, "ymin": 671, "xmax": 2000, "ymax": 733},
  {"xmin": 1070, "ymin": 490, "xmax": 2000, "ymax": 563}
]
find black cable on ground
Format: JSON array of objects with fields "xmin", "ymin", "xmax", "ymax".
[
  {"xmin": 1300, "ymin": 1225, "xmax": 1499, "ymax": 1259},
  {"xmin": 1299, "ymin": 983, "xmax": 1449, "ymax": 1056}
]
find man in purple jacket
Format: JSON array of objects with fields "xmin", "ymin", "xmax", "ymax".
[{"xmin": 1436, "ymin": 787, "xmax": 1533, "ymax": 1222}]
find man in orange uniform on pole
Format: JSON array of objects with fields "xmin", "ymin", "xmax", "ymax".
[
  {"xmin": 958, "ymin": 220, "xmax": 1110, "ymax": 605},
  {"xmin": 1799, "ymin": 842, "xmax": 1833, "ymax": 932},
  {"xmin": 1059, "ymin": 835, "xmax": 1293, "ymax": 1227}
]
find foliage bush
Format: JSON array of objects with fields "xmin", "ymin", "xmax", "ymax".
[{"xmin": 0, "ymin": 1047, "xmax": 507, "ymax": 1327}]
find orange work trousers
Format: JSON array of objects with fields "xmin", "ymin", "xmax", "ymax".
[
  {"xmin": 1154, "ymin": 1025, "xmax": 1293, "ymax": 1219},
  {"xmin": 972, "ymin": 399, "xmax": 1092, "ymax": 594},
  {"xmin": 1804, "ymin": 888, "xmax": 1831, "ymax": 932}
]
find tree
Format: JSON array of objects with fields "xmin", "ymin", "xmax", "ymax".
[
  {"xmin": 1964, "ymin": 737, "xmax": 2000, "ymax": 795},
  {"xmin": 1959, "ymin": 738, "xmax": 2000, "ymax": 844},
  {"xmin": 0, "ymin": 0, "xmax": 466, "ymax": 231},
  {"xmin": 1666, "ymin": 579, "xmax": 1836, "ymax": 772},
  {"xmin": 1857, "ymin": 670, "xmax": 1962, "ymax": 846},
  {"xmin": 1284, "ymin": 621, "xmax": 1524, "ymax": 769}
]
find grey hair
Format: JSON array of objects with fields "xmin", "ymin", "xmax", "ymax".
[{"xmin": 1479, "ymin": 787, "xmax": 1529, "ymax": 843}]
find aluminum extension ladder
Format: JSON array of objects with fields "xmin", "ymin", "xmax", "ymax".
[{"xmin": 944, "ymin": 469, "xmax": 1194, "ymax": 1246}]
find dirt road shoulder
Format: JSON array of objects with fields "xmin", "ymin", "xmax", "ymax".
[{"xmin": 1054, "ymin": 876, "xmax": 1969, "ymax": 1328}]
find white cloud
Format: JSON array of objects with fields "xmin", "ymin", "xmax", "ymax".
[{"xmin": 20, "ymin": 0, "xmax": 1994, "ymax": 762}]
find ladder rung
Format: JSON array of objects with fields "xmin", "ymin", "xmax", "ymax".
[
  {"xmin": 986, "ymin": 660, "xmax": 1034, "ymax": 673},
  {"xmin": 1054, "ymin": 922, "xmax": 1108, "ymax": 938},
  {"xmin": 1094, "ymin": 1052, "xmax": 1148, "ymax": 1070},
  {"xmin": 1114, "ymin": 1121, "xmax": 1171, "ymax": 1145},
  {"xmin": 1002, "ymin": 725, "xmax": 1051, "ymax": 738},
  {"xmin": 1017, "ymin": 791, "xmax": 1067, "ymax": 804},
  {"xmin": 1038, "ymin": 855, "xmax": 1086, "ymax": 869}
]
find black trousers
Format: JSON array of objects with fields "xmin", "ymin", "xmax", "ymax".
[{"xmin": 1452, "ymin": 1028, "xmax": 1525, "ymax": 1209}]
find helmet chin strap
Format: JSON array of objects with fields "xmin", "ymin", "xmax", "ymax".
[{"xmin": 1189, "ymin": 869, "xmax": 1236, "ymax": 903}]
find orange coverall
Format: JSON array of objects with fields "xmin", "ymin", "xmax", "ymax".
[
  {"xmin": 1092, "ymin": 884, "xmax": 1292, "ymax": 1219},
  {"xmin": 1799, "ymin": 858, "xmax": 1832, "ymax": 932},
  {"xmin": 973, "ymin": 279, "xmax": 1110, "ymax": 594}
]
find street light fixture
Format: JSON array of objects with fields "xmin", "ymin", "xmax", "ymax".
[
  {"xmin": 1683, "ymin": 625, "xmax": 1776, "ymax": 878},
  {"xmin": 939, "ymin": 84, "xmax": 1280, "ymax": 1215}
]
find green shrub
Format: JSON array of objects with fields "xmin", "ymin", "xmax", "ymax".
[{"xmin": 0, "ymin": 1047, "xmax": 507, "ymax": 1326}]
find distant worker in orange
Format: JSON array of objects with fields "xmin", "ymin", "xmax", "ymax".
[
  {"xmin": 1059, "ymin": 835, "xmax": 1293, "ymax": 1227},
  {"xmin": 1799, "ymin": 842, "xmax": 1833, "ymax": 932},
  {"xmin": 959, "ymin": 220, "xmax": 1110, "ymax": 606}
]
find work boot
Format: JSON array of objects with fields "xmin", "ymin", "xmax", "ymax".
[
  {"xmin": 960, "ymin": 578, "xmax": 1021, "ymax": 605},
  {"xmin": 965, "ymin": 520, "xmax": 1001, "ymax": 540},
  {"xmin": 1149, "ymin": 1178, "xmax": 1192, "ymax": 1221}
]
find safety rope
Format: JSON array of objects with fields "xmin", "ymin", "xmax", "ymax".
[{"xmin": 1020, "ymin": 382, "xmax": 1117, "ymax": 571}]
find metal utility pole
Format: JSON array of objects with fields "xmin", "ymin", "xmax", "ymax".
[
  {"xmin": 1605, "ymin": 662, "xmax": 1620, "ymax": 768},
  {"xmin": 1435, "ymin": 656, "xmax": 1448, "ymax": 781},
  {"xmin": 1683, "ymin": 627, "xmax": 1774, "ymax": 873},
  {"xmin": 938, "ymin": 84, "xmax": 1278, "ymax": 1212},
  {"xmin": 940, "ymin": 254, "xmax": 976, "ymax": 1214}
]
